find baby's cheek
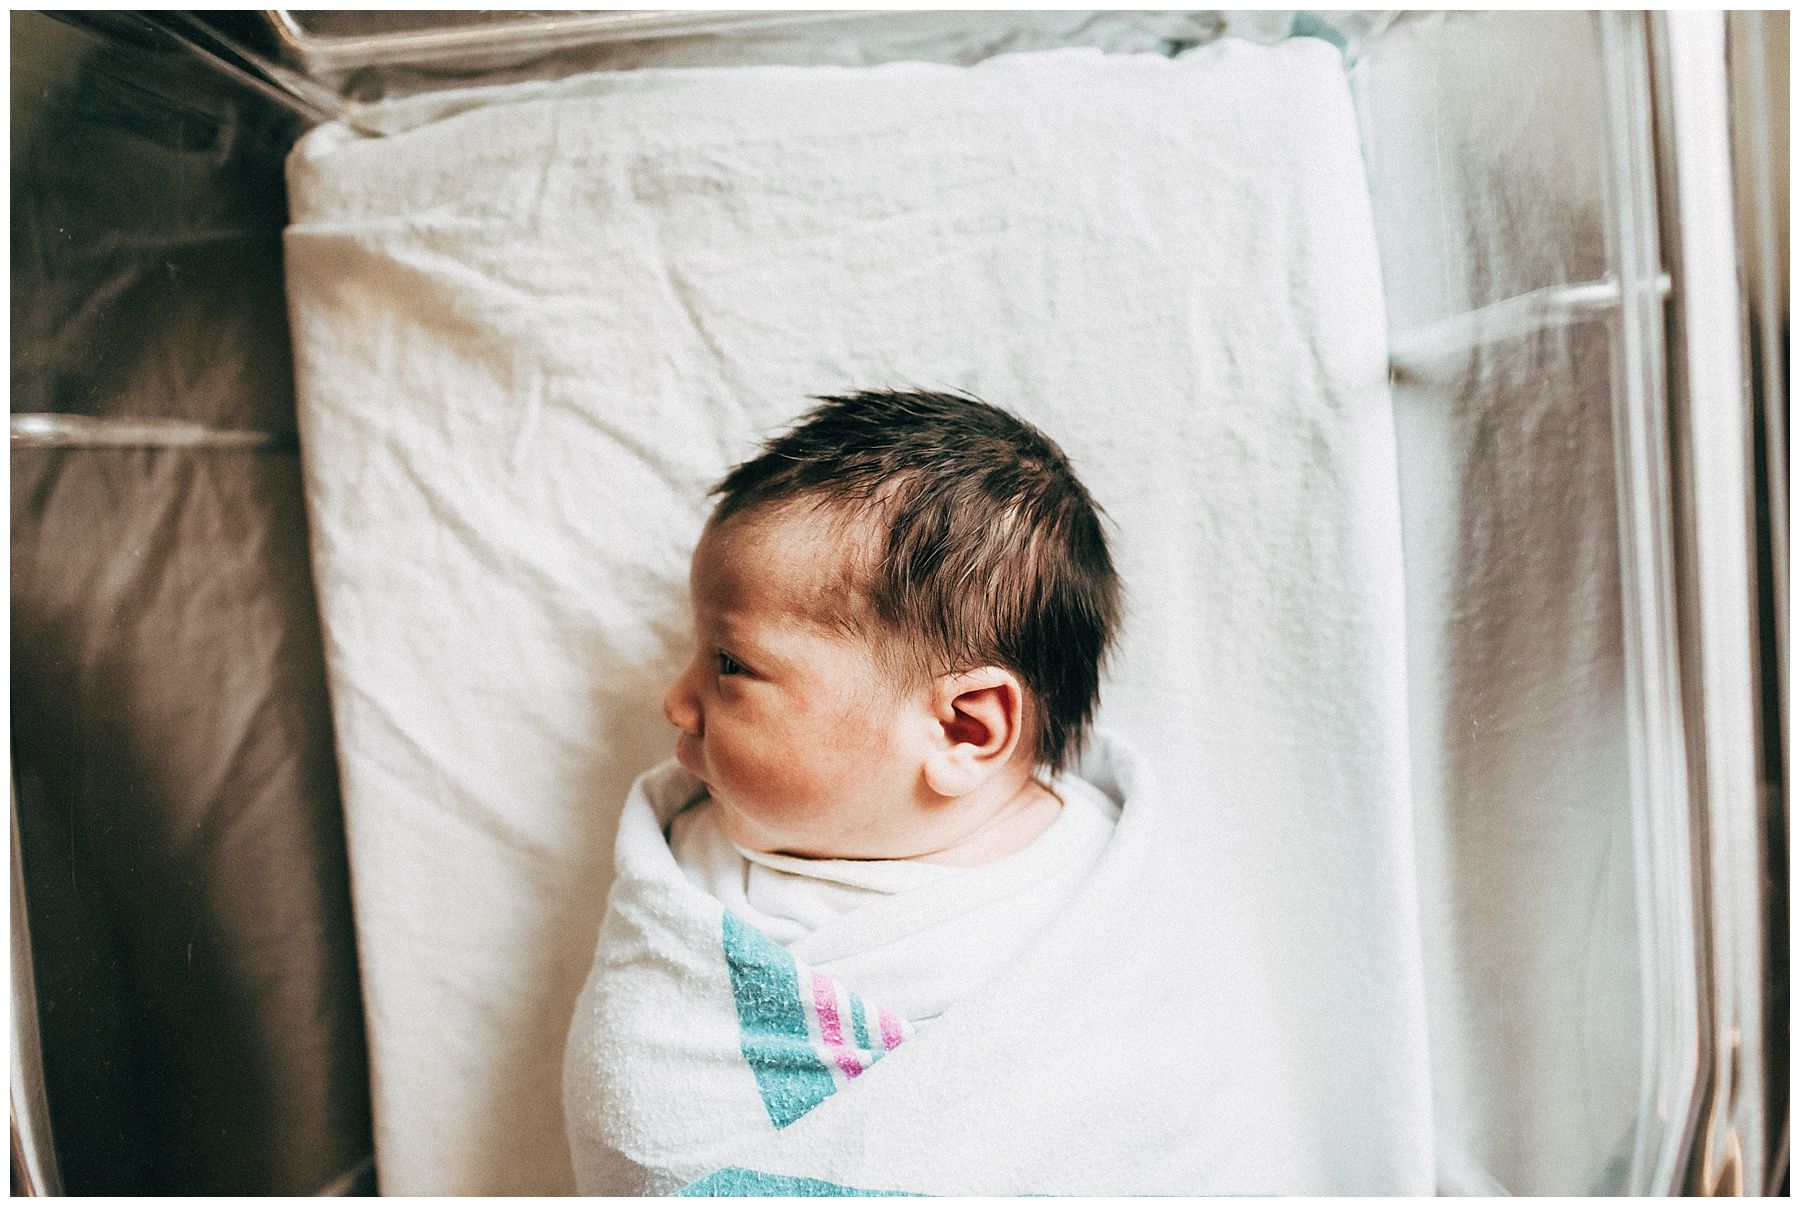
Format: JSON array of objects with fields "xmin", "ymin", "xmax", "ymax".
[{"xmin": 711, "ymin": 731, "xmax": 829, "ymax": 824}]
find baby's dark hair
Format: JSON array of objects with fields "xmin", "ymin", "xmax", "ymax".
[{"xmin": 709, "ymin": 389, "xmax": 1121, "ymax": 773}]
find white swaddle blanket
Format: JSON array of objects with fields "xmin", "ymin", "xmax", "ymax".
[
  {"xmin": 566, "ymin": 732, "xmax": 1295, "ymax": 1195},
  {"xmin": 284, "ymin": 38, "xmax": 1431, "ymax": 1193},
  {"xmin": 667, "ymin": 771, "xmax": 1118, "ymax": 1025}
]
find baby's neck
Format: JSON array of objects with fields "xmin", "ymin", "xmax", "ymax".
[{"xmin": 909, "ymin": 774, "xmax": 1064, "ymax": 868}]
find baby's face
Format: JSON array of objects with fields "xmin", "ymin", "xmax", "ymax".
[{"xmin": 660, "ymin": 510, "xmax": 938, "ymax": 858}]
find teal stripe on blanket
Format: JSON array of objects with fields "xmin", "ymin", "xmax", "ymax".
[
  {"xmin": 850, "ymin": 995, "xmax": 872, "ymax": 1053},
  {"xmin": 679, "ymin": 1167, "xmax": 916, "ymax": 1196},
  {"xmin": 722, "ymin": 912, "xmax": 838, "ymax": 1128}
]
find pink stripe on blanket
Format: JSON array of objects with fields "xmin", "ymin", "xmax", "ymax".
[
  {"xmin": 810, "ymin": 972, "xmax": 864, "ymax": 1079},
  {"xmin": 877, "ymin": 1006, "xmax": 905, "ymax": 1052}
]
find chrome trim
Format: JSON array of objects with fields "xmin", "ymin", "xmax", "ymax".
[
  {"xmin": 265, "ymin": 8, "xmax": 873, "ymax": 74},
  {"xmin": 10, "ymin": 414, "xmax": 290, "ymax": 451},
  {"xmin": 11, "ymin": 790, "xmax": 62, "ymax": 1196},
  {"xmin": 1655, "ymin": 11, "xmax": 1769, "ymax": 1195},
  {"xmin": 87, "ymin": 10, "xmax": 342, "ymax": 124},
  {"xmin": 159, "ymin": 11, "xmax": 344, "ymax": 123},
  {"xmin": 1597, "ymin": 10, "xmax": 1705, "ymax": 1195},
  {"xmin": 1733, "ymin": 9, "xmax": 1788, "ymax": 794},
  {"xmin": 1735, "ymin": 18, "xmax": 1790, "ymax": 1192}
]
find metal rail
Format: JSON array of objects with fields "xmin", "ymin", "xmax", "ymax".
[
  {"xmin": 1388, "ymin": 274, "xmax": 1673, "ymax": 376},
  {"xmin": 10, "ymin": 414, "xmax": 291, "ymax": 451}
]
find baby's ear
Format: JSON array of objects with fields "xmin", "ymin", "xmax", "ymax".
[{"xmin": 922, "ymin": 666, "xmax": 1025, "ymax": 797}]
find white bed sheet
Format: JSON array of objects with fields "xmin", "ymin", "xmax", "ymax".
[{"xmin": 285, "ymin": 38, "xmax": 1430, "ymax": 1193}]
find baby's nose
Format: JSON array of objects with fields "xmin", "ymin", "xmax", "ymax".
[{"xmin": 661, "ymin": 662, "xmax": 702, "ymax": 735}]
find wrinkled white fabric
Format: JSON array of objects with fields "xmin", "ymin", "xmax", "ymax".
[
  {"xmin": 284, "ymin": 37, "xmax": 1430, "ymax": 1194},
  {"xmin": 669, "ymin": 772, "xmax": 1118, "ymax": 1022},
  {"xmin": 565, "ymin": 733, "xmax": 1321, "ymax": 1195}
]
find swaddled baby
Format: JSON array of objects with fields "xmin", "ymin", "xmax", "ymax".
[
  {"xmin": 565, "ymin": 389, "xmax": 1134, "ymax": 1194},
  {"xmin": 660, "ymin": 389, "xmax": 1124, "ymax": 1023}
]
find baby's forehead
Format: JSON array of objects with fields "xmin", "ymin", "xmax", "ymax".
[
  {"xmin": 703, "ymin": 500, "xmax": 870, "ymax": 569},
  {"xmin": 696, "ymin": 503, "xmax": 876, "ymax": 625}
]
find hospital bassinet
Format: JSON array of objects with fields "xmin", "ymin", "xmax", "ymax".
[{"xmin": 9, "ymin": 9, "xmax": 1787, "ymax": 1197}]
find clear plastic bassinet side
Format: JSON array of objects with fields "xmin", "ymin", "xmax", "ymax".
[
  {"xmin": 121, "ymin": 9, "xmax": 1250, "ymax": 133},
  {"xmin": 1353, "ymin": 8, "xmax": 1785, "ymax": 1197},
  {"xmin": 11, "ymin": 8, "xmax": 373, "ymax": 1194}
]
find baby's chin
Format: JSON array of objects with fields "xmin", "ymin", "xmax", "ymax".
[
  {"xmin": 711, "ymin": 803, "xmax": 939, "ymax": 862},
  {"xmin": 709, "ymin": 796, "xmax": 797, "ymax": 854},
  {"xmin": 697, "ymin": 775, "xmax": 948, "ymax": 861},
  {"xmin": 707, "ymin": 796, "xmax": 854, "ymax": 860}
]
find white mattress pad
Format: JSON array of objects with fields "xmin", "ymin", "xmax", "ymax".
[{"xmin": 284, "ymin": 39, "xmax": 1430, "ymax": 1193}]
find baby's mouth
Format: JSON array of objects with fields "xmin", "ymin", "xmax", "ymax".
[{"xmin": 673, "ymin": 733, "xmax": 701, "ymax": 777}]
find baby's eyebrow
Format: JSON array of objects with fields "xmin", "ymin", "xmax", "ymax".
[
  {"xmin": 710, "ymin": 615, "xmax": 776, "ymax": 656},
  {"xmin": 713, "ymin": 614, "xmax": 820, "ymax": 672}
]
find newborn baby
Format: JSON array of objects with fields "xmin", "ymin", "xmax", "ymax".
[
  {"xmin": 565, "ymin": 389, "xmax": 1140, "ymax": 1194},
  {"xmin": 659, "ymin": 388, "xmax": 1123, "ymax": 1021}
]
